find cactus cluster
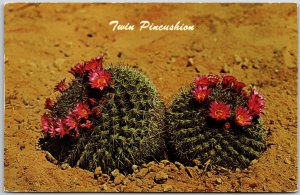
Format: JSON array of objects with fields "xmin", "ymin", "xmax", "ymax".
[
  {"xmin": 41, "ymin": 56, "xmax": 268, "ymax": 173},
  {"xmin": 166, "ymin": 75, "xmax": 267, "ymax": 169},
  {"xmin": 41, "ymin": 57, "xmax": 165, "ymax": 174}
]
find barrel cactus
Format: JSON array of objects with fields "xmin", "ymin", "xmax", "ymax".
[
  {"xmin": 166, "ymin": 74, "xmax": 267, "ymax": 169},
  {"xmin": 41, "ymin": 57, "xmax": 166, "ymax": 174}
]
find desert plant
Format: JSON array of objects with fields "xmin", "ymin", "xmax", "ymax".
[
  {"xmin": 41, "ymin": 57, "xmax": 165, "ymax": 174},
  {"xmin": 166, "ymin": 74, "xmax": 267, "ymax": 169}
]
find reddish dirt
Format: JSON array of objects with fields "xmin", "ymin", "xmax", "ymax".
[{"xmin": 4, "ymin": 3, "xmax": 297, "ymax": 192}]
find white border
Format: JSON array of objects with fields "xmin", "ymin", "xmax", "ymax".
[{"xmin": 1, "ymin": 0, "xmax": 300, "ymax": 2}]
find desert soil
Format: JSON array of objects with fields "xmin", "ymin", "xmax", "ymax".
[{"xmin": 4, "ymin": 3, "xmax": 298, "ymax": 192}]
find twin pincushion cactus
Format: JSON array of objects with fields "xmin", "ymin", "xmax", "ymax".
[
  {"xmin": 41, "ymin": 57, "xmax": 165, "ymax": 174},
  {"xmin": 166, "ymin": 75, "xmax": 267, "ymax": 169},
  {"xmin": 41, "ymin": 56, "xmax": 267, "ymax": 174}
]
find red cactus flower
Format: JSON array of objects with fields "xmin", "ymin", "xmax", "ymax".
[
  {"xmin": 84, "ymin": 56, "xmax": 103, "ymax": 71},
  {"xmin": 55, "ymin": 118, "xmax": 69, "ymax": 138},
  {"xmin": 92, "ymin": 107, "xmax": 102, "ymax": 116},
  {"xmin": 235, "ymin": 106, "xmax": 252, "ymax": 126},
  {"xmin": 89, "ymin": 69, "xmax": 111, "ymax": 90},
  {"xmin": 248, "ymin": 89, "xmax": 265, "ymax": 116},
  {"xmin": 64, "ymin": 114, "xmax": 79, "ymax": 136},
  {"xmin": 41, "ymin": 114, "xmax": 52, "ymax": 132},
  {"xmin": 80, "ymin": 120, "xmax": 92, "ymax": 129},
  {"xmin": 195, "ymin": 75, "xmax": 219, "ymax": 87},
  {"xmin": 55, "ymin": 79, "xmax": 68, "ymax": 93},
  {"xmin": 194, "ymin": 76, "xmax": 209, "ymax": 87},
  {"xmin": 192, "ymin": 86, "xmax": 211, "ymax": 102},
  {"xmin": 69, "ymin": 63, "xmax": 85, "ymax": 77},
  {"xmin": 209, "ymin": 101, "xmax": 231, "ymax": 121},
  {"xmin": 44, "ymin": 98, "xmax": 55, "ymax": 110},
  {"xmin": 222, "ymin": 75, "xmax": 237, "ymax": 88},
  {"xmin": 234, "ymin": 81, "xmax": 246, "ymax": 92},
  {"xmin": 73, "ymin": 102, "xmax": 91, "ymax": 119},
  {"xmin": 224, "ymin": 122, "xmax": 231, "ymax": 129},
  {"xmin": 65, "ymin": 114, "xmax": 78, "ymax": 130},
  {"xmin": 41, "ymin": 114, "xmax": 55, "ymax": 137},
  {"xmin": 207, "ymin": 75, "xmax": 219, "ymax": 86}
]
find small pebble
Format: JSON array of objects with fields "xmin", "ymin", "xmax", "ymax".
[
  {"xmin": 252, "ymin": 64, "xmax": 260, "ymax": 69},
  {"xmin": 101, "ymin": 184, "xmax": 108, "ymax": 191},
  {"xmin": 101, "ymin": 174, "xmax": 110, "ymax": 181},
  {"xmin": 94, "ymin": 167, "xmax": 102, "ymax": 178},
  {"xmin": 191, "ymin": 42, "xmax": 203, "ymax": 52},
  {"xmin": 118, "ymin": 185, "xmax": 125, "ymax": 192},
  {"xmin": 207, "ymin": 172, "xmax": 212, "ymax": 178},
  {"xmin": 251, "ymin": 159, "xmax": 258, "ymax": 165},
  {"xmin": 132, "ymin": 165, "xmax": 138, "ymax": 173},
  {"xmin": 4, "ymin": 56, "xmax": 9, "ymax": 63},
  {"xmin": 117, "ymin": 52, "xmax": 123, "ymax": 58},
  {"xmin": 220, "ymin": 63, "xmax": 230, "ymax": 73},
  {"xmin": 187, "ymin": 58, "xmax": 194, "ymax": 67},
  {"xmin": 234, "ymin": 54, "xmax": 242, "ymax": 63},
  {"xmin": 241, "ymin": 64, "xmax": 248, "ymax": 69},
  {"xmin": 216, "ymin": 178, "xmax": 222, "ymax": 184},
  {"xmin": 284, "ymin": 158, "xmax": 291, "ymax": 164},
  {"xmin": 64, "ymin": 51, "xmax": 72, "ymax": 57},
  {"xmin": 168, "ymin": 175, "xmax": 175, "ymax": 179},
  {"xmin": 19, "ymin": 143, "xmax": 25, "ymax": 150},
  {"xmin": 154, "ymin": 171, "xmax": 168, "ymax": 184},
  {"xmin": 136, "ymin": 168, "xmax": 148, "ymax": 178},
  {"xmin": 111, "ymin": 169, "xmax": 120, "ymax": 178},
  {"xmin": 122, "ymin": 177, "xmax": 130, "ymax": 185},
  {"xmin": 22, "ymin": 98, "xmax": 30, "ymax": 106},
  {"xmin": 61, "ymin": 163, "xmax": 70, "ymax": 170},
  {"xmin": 163, "ymin": 185, "xmax": 173, "ymax": 192},
  {"xmin": 114, "ymin": 174, "xmax": 125, "ymax": 185},
  {"xmin": 290, "ymin": 176, "xmax": 296, "ymax": 181},
  {"xmin": 136, "ymin": 179, "xmax": 143, "ymax": 187},
  {"xmin": 160, "ymin": 160, "xmax": 170, "ymax": 166},
  {"xmin": 127, "ymin": 175, "xmax": 135, "ymax": 181},
  {"xmin": 97, "ymin": 178, "xmax": 107, "ymax": 185}
]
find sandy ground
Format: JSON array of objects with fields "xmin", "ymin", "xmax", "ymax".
[{"xmin": 4, "ymin": 3, "xmax": 297, "ymax": 192}]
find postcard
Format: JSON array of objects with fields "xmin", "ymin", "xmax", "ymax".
[{"xmin": 4, "ymin": 3, "xmax": 297, "ymax": 192}]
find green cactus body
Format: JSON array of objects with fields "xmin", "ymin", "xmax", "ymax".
[
  {"xmin": 42, "ymin": 63, "xmax": 165, "ymax": 174},
  {"xmin": 166, "ymin": 76, "xmax": 267, "ymax": 169}
]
